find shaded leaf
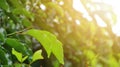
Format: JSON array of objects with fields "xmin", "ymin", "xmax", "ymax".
[{"xmin": 6, "ymin": 38, "xmax": 27, "ymax": 55}]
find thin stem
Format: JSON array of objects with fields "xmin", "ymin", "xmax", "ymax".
[{"xmin": 7, "ymin": 27, "xmax": 32, "ymax": 36}]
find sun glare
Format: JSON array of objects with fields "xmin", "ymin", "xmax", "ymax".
[{"xmin": 73, "ymin": 0, "xmax": 120, "ymax": 36}]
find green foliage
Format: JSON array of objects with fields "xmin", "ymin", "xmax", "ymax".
[
  {"xmin": 0, "ymin": 0, "xmax": 64, "ymax": 66},
  {"xmin": 26, "ymin": 29, "xmax": 64, "ymax": 64}
]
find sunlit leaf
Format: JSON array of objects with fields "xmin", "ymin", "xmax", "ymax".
[
  {"xmin": 32, "ymin": 50, "xmax": 43, "ymax": 63},
  {"xmin": 12, "ymin": 48, "xmax": 22, "ymax": 62},
  {"xmin": 51, "ymin": 40, "xmax": 64, "ymax": 64},
  {"xmin": 22, "ymin": 56, "xmax": 28, "ymax": 62},
  {"xmin": 25, "ymin": 29, "xmax": 64, "ymax": 64}
]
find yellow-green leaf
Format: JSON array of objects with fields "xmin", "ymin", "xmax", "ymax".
[
  {"xmin": 32, "ymin": 50, "xmax": 43, "ymax": 63},
  {"xmin": 25, "ymin": 29, "xmax": 64, "ymax": 64},
  {"xmin": 22, "ymin": 56, "xmax": 28, "ymax": 62},
  {"xmin": 12, "ymin": 48, "xmax": 22, "ymax": 62}
]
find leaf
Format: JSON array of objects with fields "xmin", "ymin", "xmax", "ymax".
[
  {"xmin": 51, "ymin": 40, "xmax": 64, "ymax": 64},
  {"xmin": 5, "ymin": 38, "xmax": 27, "ymax": 55},
  {"xmin": 26, "ymin": 30, "xmax": 53, "ymax": 57},
  {"xmin": 32, "ymin": 50, "xmax": 43, "ymax": 63},
  {"xmin": 22, "ymin": 56, "xmax": 28, "ymax": 62},
  {"xmin": 12, "ymin": 48, "xmax": 22, "ymax": 62},
  {"xmin": 0, "ymin": 0, "xmax": 9, "ymax": 12},
  {"xmin": 12, "ymin": 48, "xmax": 28, "ymax": 63},
  {"xmin": 25, "ymin": 29, "xmax": 64, "ymax": 64}
]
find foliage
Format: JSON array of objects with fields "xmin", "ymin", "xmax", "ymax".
[{"xmin": 0, "ymin": 0, "xmax": 64, "ymax": 67}]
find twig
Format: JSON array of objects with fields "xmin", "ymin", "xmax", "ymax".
[{"xmin": 7, "ymin": 27, "xmax": 32, "ymax": 36}]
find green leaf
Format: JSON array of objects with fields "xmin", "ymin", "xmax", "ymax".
[
  {"xmin": 22, "ymin": 56, "xmax": 28, "ymax": 62},
  {"xmin": 12, "ymin": 48, "xmax": 28, "ymax": 63},
  {"xmin": 26, "ymin": 30, "xmax": 53, "ymax": 57},
  {"xmin": 25, "ymin": 29, "xmax": 64, "ymax": 64},
  {"xmin": 0, "ymin": 0, "xmax": 9, "ymax": 12},
  {"xmin": 32, "ymin": 50, "xmax": 43, "ymax": 63},
  {"xmin": 51, "ymin": 40, "xmax": 64, "ymax": 64},
  {"xmin": 12, "ymin": 48, "xmax": 22, "ymax": 62},
  {"xmin": 5, "ymin": 38, "xmax": 27, "ymax": 55},
  {"xmin": 5, "ymin": 38, "xmax": 33, "ymax": 62}
]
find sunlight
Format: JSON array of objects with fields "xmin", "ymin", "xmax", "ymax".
[
  {"xmin": 94, "ymin": 14, "xmax": 107, "ymax": 27},
  {"xmin": 73, "ymin": 0, "xmax": 87, "ymax": 14},
  {"xmin": 73, "ymin": 0, "xmax": 93, "ymax": 21},
  {"xmin": 73, "ymin": 0, "xmax": 120, "ymax": 36},
  {"xmin": 75, "ymin": 19, "xmax": 80, "ymax": 25},
  {"xmin": 103, "ymin": 0, "xmax": 120, "ymax": 36},
  {"xmin": 40, "ymin": 4, "xmax": 46, "ymax": 11}
]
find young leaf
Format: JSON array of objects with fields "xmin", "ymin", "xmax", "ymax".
[
  {"xmin": 22, "ymin": 56, "xmax": 28, "ymax": 62},
  {"xmin": 25, "ymin": 29, "xmax": 64, "ymax": 64},
  {"xmin": 12, "ymin": 48, "xmax": 22, "ymax": 62},
  {"xmin": 32, "ymin": 50, "xmax": 43, "ymax": 63},
  {"xmin": 12, "ymin": 48, "xmax": 28, "ymax": 63}
]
